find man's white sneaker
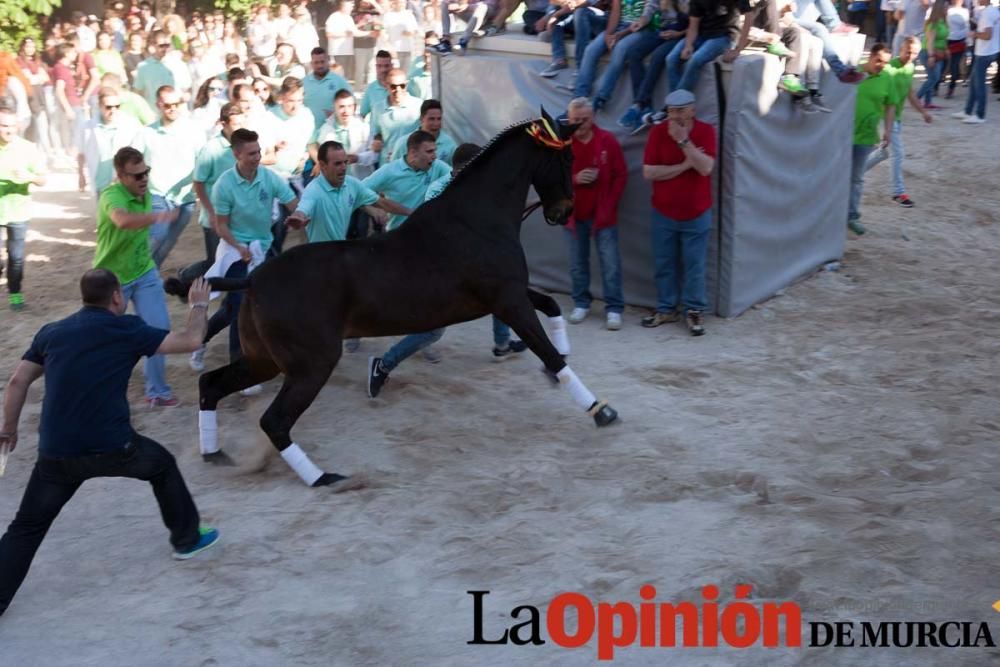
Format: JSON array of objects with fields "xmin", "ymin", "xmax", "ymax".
[
  {"xmin": 568, "ymin": 307, "xmax": 590, "ymax": 324},
  {"xmin": 240, "ymin": 384, "xmax": 263, "ymax": 396},
  {"xmin": 951, "ymin": 111, "xmax": 971, "ymax": 120},
  {"xmin": 189, "ymin": 347, "xmax": 205, "ymax": 371},
  {"xmin": 606, "ymin": 312, "xmax": 622, "ymax": 330},
  {"xmin": 962, "ymin": 115, "xmax": 985, "ymax": 124}
]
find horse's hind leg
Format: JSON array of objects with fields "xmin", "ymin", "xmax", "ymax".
[
  {"xmin": 527, "ymin": 288, "xmax": 570, "ymax": 355},
  {"xmin": 496, "ymin": 299, "xmax": 618, "ymax": 427},
  {"xmin": 259, "ymin": 358, "xmax": 361, "ymax": 490},
  {"xmin": 198, "ymin": 356, "xmax": 280, "ymax": 465}
]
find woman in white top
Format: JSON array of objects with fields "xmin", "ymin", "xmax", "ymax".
[
  {"xmin": 380, "ymin": 0, "xmax": 420, "ymax": 72},
  {"xmin": 945, "ymin": 0, "xmax": 970, "ymax": 97},
  {"xmin": 326, "ymin": 0, "xmax": 362, "ymax": 85},
  {"xmin": 955, "ymin": 0, "xmax": 999, "ymax": 122}
]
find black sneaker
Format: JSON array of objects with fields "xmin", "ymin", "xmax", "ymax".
[
  {"xmin": 492, "ymin": 339, "xmax": 528, "ymax": 359},
  {"xmin": 809, "ymin": 92, "xmax": 832, "ymax": 113},
  {"xmin": 433, "ymin": 39, "xmax": 452, "ymax": 55},
  {"xmin": 685, "ymin": 310, "xmax": 706, "ymax": 336},
  {"xmin": 367, "ymin": 356, "xmax": 390, "ymax": 398},
  {"xmin": 892, "ymin": 194, "xmax": 915, "ymax": 208}
]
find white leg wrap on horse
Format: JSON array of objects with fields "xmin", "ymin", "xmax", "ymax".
[
  {"xmin": 549, "ymin": 315, "xmax": 571, "ymax": 355},
  {"xmin": 199, "ymin": 410, "xmax": 219, "ymax": 455},
  {"xmin": 281, "ymin": 443, "xmax": 324, "ymax": 486},
  {"xmin": 557, "ymin": 366, "xmax": 596, "ymax": 411}
]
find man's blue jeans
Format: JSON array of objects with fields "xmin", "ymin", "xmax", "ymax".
[
  {"xmin": 849, "ymin": 143, "xmax": 877, "ymax": 222},
  {"xmin": 794, "ymin": 19, "xmax": 848, "ymax": 76},
  {"xmin": 630, "ymin": 36, "xmax": 681, "ymax": 107},
  {"xmin": 651, "ymin": 209, "xmax": 711, "ymax": 313},
  {"xmin": 382, "ymin": 328, "xmax": 445, "ymax": 371},
  {"xmin": 864, "ymin": 119, "xmax": 904, "ymax": 197},
  {"xmin": 553, "ymin": 7, "xmax": 607, "ymax": 65},
  {"xmin": 917, "ymin": 50, "xmax": 945, "ymax": 105},
  {"xmin": 149, "ymin": 196, "xmax": 194, "ymax": 267},
  {"xmin": 574, "ymin": 22, "xmax": 628, "ymax": 97},
  {"xmin": 794, "ymin": 0, "xmax": 842, "ymax": 30},
  {"xmin": 1, "ymin": 222, "xmax": 27, "ymax": 294},
  {"xmin": 965, "ymin": 54, "xmax": 997, "ymax": 120},
  {"xmin": 666, "ymin": 35, "xmax": 731, "ymax": 93},
  {"xmin": 120, "ymin": 268, "xmax": 173, "ymax": 399},
  {"xmin": 595, "ymin": 29, "xmax": 659, "ymax": 102},
  {"xmin": 566, "ymin": 221, "xmax": 624, "ymax": 313}
]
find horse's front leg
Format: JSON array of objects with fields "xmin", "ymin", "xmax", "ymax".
[{"xmin": 495, "ymin": 297, "xmax": 618, "ymax": 427}]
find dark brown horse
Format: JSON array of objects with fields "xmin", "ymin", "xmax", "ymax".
[{"xmin": 167, "ymin": 110, "xmax": 619, "ymax": 488}]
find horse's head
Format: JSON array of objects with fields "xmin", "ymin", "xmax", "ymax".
[{"xmin": 525, "ymin": 107, "xmax": 578, "ymax": 226}]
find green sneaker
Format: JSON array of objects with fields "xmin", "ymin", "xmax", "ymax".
[
  {"xmin": 847, "ymin": 220, "xmax": 867, "ymax": 235},
  {"xmin": 779, "ymin": 75, "xmax": 808, "ymax": 98},
  {"xmin": 8, "ymin": 293, "xmax": 24, "ymax": 311},
  {"xmin": 766, "ymin": 42, "xmax": 794, "ymax": 58}
]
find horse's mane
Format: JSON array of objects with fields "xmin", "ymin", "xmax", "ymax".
[{"xmin": 434, "ymin": 116, "xmax": 538, "ymax": 196}]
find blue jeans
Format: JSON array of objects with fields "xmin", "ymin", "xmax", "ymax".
[
  {"xmin": 120, "ymin": 268, "xmax": 172, "ymax": 399},
  {"xmin": 864, "ymin": 119, "xmax": 904, "ymax": 197},
  {"xmin": 566, "ymin": 221, "xmax": 624, "ymax": 313},
  {"xmin": 553, "ymin": 6, "xmax": 607, "ymax": 64},
  {"xmin": 492, "ymin": 317, "xmax": 512, "ymax": 348},
  {"xmin": 204, "ymin": 260, "xmax": 248, "ymax": 363},
  {"xmin": 1, "ymin": 222, "xmax": 27, "ymax": 294},
  {"xmin": 574, "ymin": 22, "xmax": 628, "ymax": 97},
  {"xmin": 149, "ymin": 197, "xmax": 194, "ymax": 267},
  {"xmin": 794, "ymin": 19, "xmax": 848, "ymax": 76},
  {"xmin": 917, "ymin": 51, "xmax": 945, "ymax": 105},
  {"xmin": 594, "ymin": 29, "xmax": 659, "ymax": 102},
  {"xmin": 631, "ymin": 37, "xmax": 681, "ymax": 107},
  {"xmin": 849, "ymin": 143, "xmax": 877, "ymax": 222},
  {"xmin": 666, "ymin": 35, "xmax": 731, "ymax": 93},
  {"xmin": 965, "ymin": 54, "xmax": 997, "ymax": 120},
  {"xmin": 650, "ymin": 209, "xmax": 711, "ymax": 313},
  {"xmin": 794, "ymin": 0, "xmax": 842, "ymax": 29},
  {"xmin": 382, "ymin": 328, "xmax": 445, "ymax": 371}
]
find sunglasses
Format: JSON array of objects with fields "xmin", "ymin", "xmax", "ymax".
[
  {"xmin": 388, "ymin": 83, "xmax": 407, "ymax": 90},
  {"xmin": 157, "ymin": 43, "xmax": 171, "ymax": 48},
  {"xmin": 161, "ymin": 102, "xmax": 181, "ymax": 108},
  {"xmin": 103, "ymin": 104, "xmax": 120, "ymax": 110},
  {"xmin": 126, "ymin": 168, "xmax": 151, "ymax": 180}
]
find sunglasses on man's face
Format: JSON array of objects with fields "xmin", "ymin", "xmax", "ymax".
[
  {"xmin": 157, "ymin": 43, "xmax": 171, "ymax": 49},
  {"xmin": 103, "ymin": 104, "xmax": 120, "ymax": 110},
  {"xmin": 126, "ymin": 168, "xmax": 151, "ymax": 180},
  {"xmin": 388, "ymin": 83, "xmax": 407, "ymax": 90},
  {"xmin": 161, "ymin": 101, "xmax": 181, "ymax": 108}
]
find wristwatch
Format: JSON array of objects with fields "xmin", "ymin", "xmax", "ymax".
[{"xmin": 677, "ymin": 138, "xmax": 690, "ymax": 148}]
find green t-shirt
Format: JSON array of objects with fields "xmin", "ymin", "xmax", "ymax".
[
  {"xmin": 362, "ymin": 158, "xmax": 451, "ymax": 230},
  {"xmin": 888, "ymin": 57, "xmax": 915, "ymax": 122},
  {"xmin": 211, "ymin": 166, "xmax": 296, "ymax": 252},
  {"xmin": 302, "ymin": 70, "xmax": 351, "ymax": 126},
  {"xmin": 389, "ymin": 130, "xmax": 458, "ymax": 166},
  {"xmin": 359, "ymin": 80, "xmax": 389, "ymax": 120},
  {"xmin": 120, "ymin": 90, "xmax": 156, "ymax": 126},
  {"xmin": 853, "ymin": 64, "xmax": 894, "ymax": 145},
  {"xmin": 371, "ymin": 97, "xmax": 422, "ymax": 163},
  {"xmin": 922, "ymin": 19, "xmax": 948, "ymax": 52},
  {"xmin": 132, "ymin": 58, "xmax": 175, "ymax": 109},
  {"xmin": 0, "ymin": 137, "xmax": 45, "ymax": 223},
  {"xmin": 298, "ymin": 174, "xmax": 378, "ymax": 242},
  {"xmin": 94, "ymin": 183, "xmax": 156, "ymax": 285}
]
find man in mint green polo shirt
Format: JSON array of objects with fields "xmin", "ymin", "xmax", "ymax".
[
  {"xmin": 288, "ymin": 140, "xmax": 388, "ymax": 242},
  {"xmin": 132, "ymin": 31, "xmax": 176, "ymax": 109},
  {"xmin": 302, "ymin": 47, "xmax": 351, "ymax": 126},
  {"xmin": 864, "ymin": 36, "xmax": 932, "ymax": 209},
  {"xmin": 847, "ymin": 43, "xmax": 895, "ymax": 236},
  {"xmin": 80, "ymin": 87, "xmax": 144, "ymax": 195},
  {"xmin": 204, "ymin": 128, "xmax": 298, "ymax": 365},
  {"xmin": 93, "ymin": 146, "xmax": 181, "ymax": 407},
  {"xmin": 371, "ymin": 68, "xmax": 422, "ymax": 163},
  {"xmin": 389, "ymin": 99, "xmax": 458, "ymax": 166},
  {"xmin": 363, "ymin": 130, "xmax": 450, "ymax": 230},
  {"xmin": 145, "ymin": 85, "xmax": 201, "ymax": 266},
  {"xmin": 0, "ymin": 109, "xmax": 47, "ymax": 311},
  {"xmin": 359, "ymin": 50, "xmax": 392, "ymax": 121},
  {"xmin": 180, "ymin": 103, "xmax": 246, "ymax": 286}
]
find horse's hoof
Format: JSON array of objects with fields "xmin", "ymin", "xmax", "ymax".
[
  {"xmin": 313, "ymin": 472, "xmax": 367, "ymax": 493},
  {"xmin": 590, "ymin": 402, "xmax": 618, "ymax": 427},
  {"xmin": 202, "ymin": 450, "xmax": 237, "ymax": 466}
]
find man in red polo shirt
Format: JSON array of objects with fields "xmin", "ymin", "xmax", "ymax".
[{"xmin": 640, "ymin": 89, "xmax": 716, "ymax": 336}]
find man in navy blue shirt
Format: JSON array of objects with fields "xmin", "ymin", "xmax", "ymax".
[{"xmin": 0, "ymin": 269, "xmax": 217, "ymax": 617}]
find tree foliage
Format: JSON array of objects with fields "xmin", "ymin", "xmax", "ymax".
[{"xmin": 0, "ymin": 0, "xmax": 62, "ymax": 52}]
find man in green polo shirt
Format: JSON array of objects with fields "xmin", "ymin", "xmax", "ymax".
[
  {"xmin": 371, "ymin": 68, "xmax": 422, "ymax": 163},
  {"xmin": 0, "ymin": 108, "xmax": 47, "ymax": 311},
  {"xmin": 145, "ymin": 85, "xmax": 201, "ymax": 267},
  {"xmin": 302, "ymin": 46, "xmax": 351, "ymax": 126},
  {"xmin": 847, "ymin": 43, "xmax": 895, "ymax": 236},
  {"xmin": 93, "ymin": 146, "xmax": 181, "ymax": 407},
  {"xmin": 864, "ymin": 36, "xmax": 932, "ymax": 210},
  {"xmin": 203, "ymin": 128, "xmax": 298, "ymax": 367},
  {"xmin": 363, "ymin": 130, "xmax": 450, "ymax": 230},
  {"xmin": 389, "ymin": 99, "xmax": 458, "ymax": 166},
  {"xmin": 359, "ymin": 50, "xmax": 392, "ymax": 122},
  {"xmin": 132, "ymin": 31, "xmax": 176, "ymax": 109}
]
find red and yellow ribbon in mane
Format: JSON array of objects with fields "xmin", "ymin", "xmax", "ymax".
[{"xmin": 526, "ymin": 118, "xmax": 570, "ymax": 150}]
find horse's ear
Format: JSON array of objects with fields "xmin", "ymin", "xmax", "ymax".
[
  {"xmin": 559, "ymin": 121, "xmax": 581, "ymax": 141},
  {"xmin": 540, "ymin": 106, "xmax": 554, "ymax": 125}
]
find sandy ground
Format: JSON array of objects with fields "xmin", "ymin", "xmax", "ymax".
[{"xmin": 2, "ymin": 96, "xmax": 1000, "ymax": 666}]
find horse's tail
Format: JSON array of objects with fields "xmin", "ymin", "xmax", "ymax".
[{"xmin": 163, "ymin": 276, "xmax": 251, "ymax": 302}]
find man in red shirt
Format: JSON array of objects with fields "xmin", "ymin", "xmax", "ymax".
[
  {"xmin": 564, "ymin": 97, "xmax": 627, "ymax": 331},
  {"xmin": 640, "ymin": 89, "xmax": 716, "ymax": 336}
]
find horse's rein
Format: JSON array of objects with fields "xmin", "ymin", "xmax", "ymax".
[{"xmin": 522, "ymin": 200, "xmax": 553, "ymax": 224}]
